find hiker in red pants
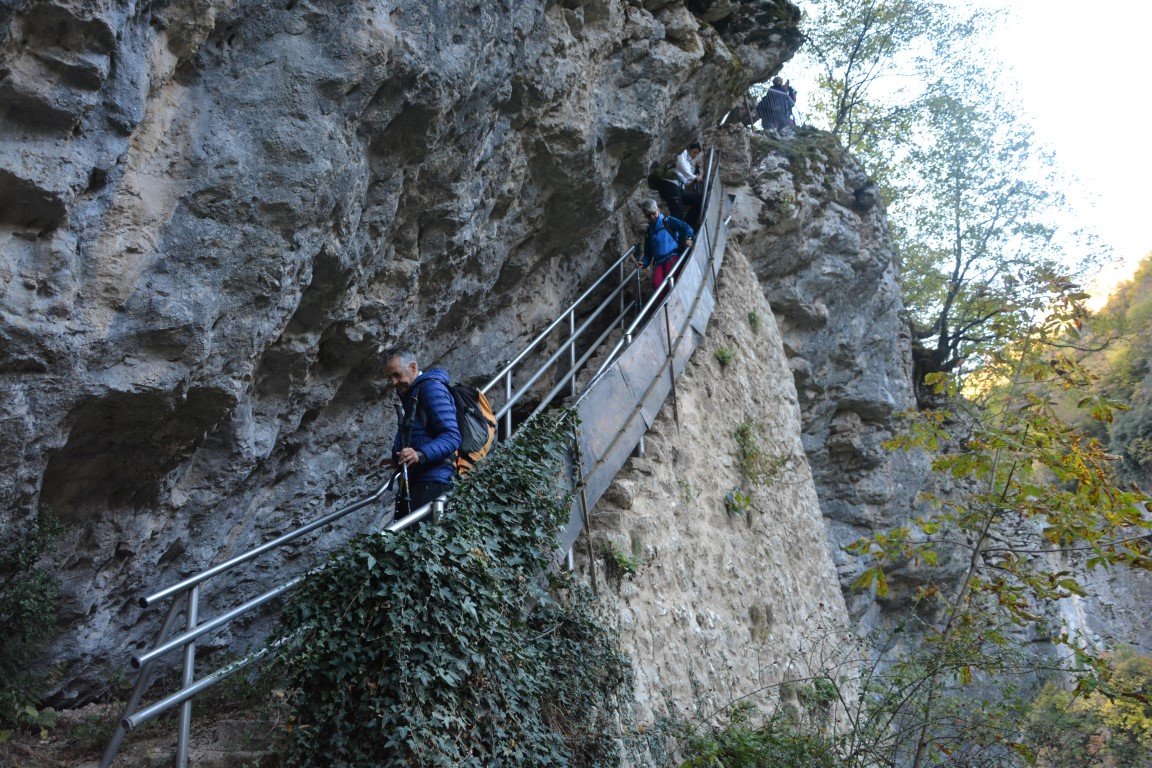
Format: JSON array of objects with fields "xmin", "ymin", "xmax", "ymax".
[{"xmin": 639, "ymin": 198, "xmax": 694, "ymax": 289}]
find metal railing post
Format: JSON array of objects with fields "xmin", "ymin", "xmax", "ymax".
[
  {"xmin": 618, "ymin": 259, "xmax": 626, "ymax": 331},
  {"xmin": 663, "ymin": 290, "xmax": 680, "ymax": 427},
  {"xmin": 569, "ymin": 309, "xmax": 577, "ymax": 397},
  {"xmin": 175, "ymin": 586, "xmax": 200, "ymax": 768},
  {"xmin": 100, "ymin": 597, "xmax": 185, "ymax": 768},
  {"xmin": 504, "ymin": 370, "xmax": 513, "ymax": 437}
]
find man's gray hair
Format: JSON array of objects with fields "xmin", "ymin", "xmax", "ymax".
[
  {"xmin": 382, "ymin": 346, "xmax": 418, "ymax": 366},
  {"xmin": 639, "ymin": 199, "xmax": 659, "ymax": 213}
]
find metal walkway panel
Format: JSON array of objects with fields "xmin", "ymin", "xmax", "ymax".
[
  {"xmin": 573, "ymin": 366, "xmax": 649, "ymax": 515},
  {"xmin": 619, "ymin": 325, "xmax": 674, "ymax": 431},
  {"xmin": 709, "ymin": 218, "xmax": 728, "ymax": 279}
]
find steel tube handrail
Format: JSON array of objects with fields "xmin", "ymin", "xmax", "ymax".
[
  {"xmin": 384, "ymin": 496, "xmax": 441, "ymax": 532},
  {"xmin": 584, "ymin": 150, "xmax": 722, "ymax": 404},
  {"xmin": 490, "ymin": 279, "xmax": 635, "ymax": 422},
  {"xmin": 124, "ymin": 643, "xmax": 279, "ymax": 731},
  {"xmin": 489, "ymin": 274, "xmax": 637, "ymax": 421},
  {"xmin": 135, "ymin": 492, "xmax": 442, "ymax": 671},
  {"xmin": 122, "ymin": 496, "xmax": 446, "ymax": 732},
  {"xmin": 573, "ymin": 225, "xmax": 720, "ymax": 471},
  {"xmin": 175, "ymin": 586, "xmax": 199, "ymax": 768},
  {"xmin": 624, "ymin": 253, "xmax": 683, "ymax": 338},
  {"xmin": 525, "ymin": 304, "xmax": 635, "ymax": 424},
  {"xmin": 132, "ymin": 576, "xmax": 304, "ymax": 669},
  {"xmin": 142, "ymin": 480, "xmax": 393, "ymax": 607},
  {"xmin": 482, "ymin": 246, "xmax": 637, "ymax": 394},
  {"xmin": 101, "ymin": 597, "xmax": 185, "ymax": 768}
]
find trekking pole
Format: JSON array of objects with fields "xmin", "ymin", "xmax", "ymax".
[
  {"xmin": 394, "ymin": 402, "xmax": 414, "ymax": 515},
  {"xmin": 401, "ymin": 464, "xmax": 411, "ymax": 512}
]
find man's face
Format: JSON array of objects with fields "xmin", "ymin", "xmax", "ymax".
[
  {"xmin": 689, "ymin": 148, "xmax": 701, "ymax": 160},
  {"xmin": 644, "ymin": 209, "xmax": 659, "ymax": 223},
  {"xmin": 385, "ymin": 357, "xmax": 419, "ymax": 395}
]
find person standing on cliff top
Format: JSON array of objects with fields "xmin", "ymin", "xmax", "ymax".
[
  {"xmin": 757, "ymin": 76, "xmax": 795, "ymax": 132},
  {"xmin": 384, "ymin": 347, "xmax": 461, "ymax": 519},
  {"xmin": 638, "ymin": 198, "xmax": 693, "ymax": 289}
]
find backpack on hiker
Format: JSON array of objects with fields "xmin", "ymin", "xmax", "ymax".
[
  {"xmin": 646, "ymin": 158, "xmax": 678, "ymax": 190},
  {"xmin": 415, "ymin": 380, "xmax": 497, "ymax": 475}
]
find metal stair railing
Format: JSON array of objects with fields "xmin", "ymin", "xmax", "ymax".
[
  {"xmin": 558, "ymin": 149, "xmax": 729, "ymax": 557},
  {"xmin": 99, "ymin": 150, "xmax": 725, "ymax": 768}
]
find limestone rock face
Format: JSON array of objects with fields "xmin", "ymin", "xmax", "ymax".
[
  {"xmin": 0, "ymin": 0, "xmax": 802, "ymax": 702},
  {"xmin": 716, "ymin": 126, "xmax": 941, "ymax": 628},
  {"xmin": 583, "ymin": 245, "xmax": 849, "ymax": 732}
]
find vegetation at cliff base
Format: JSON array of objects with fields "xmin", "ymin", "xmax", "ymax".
[
  {"xmin": 1068, "ymin": 253, "xmax": 1152, "ymax": 482},
  {"xmin": 0, "ymin": 507, "xmax": 64, "ymax": 736},
  {"xmin": 275, "ymin": 410, "xmax": 634, "ymax": 768},
  {"xmin": 1026, "ymin": 647, "xmax": 1152, "ymax": 768}
]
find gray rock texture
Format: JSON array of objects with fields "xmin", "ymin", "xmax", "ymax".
[
  {"xmin": 715, "ymin": 125, "xmax": 941, "ymax": 628},
  {"xmin": 0, "ymin": 0, "xmax": 803, "ymax": 702}
]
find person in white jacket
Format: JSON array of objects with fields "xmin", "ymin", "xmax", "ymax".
[
  {"xmin": 675, "ymin": 141, "xmax": 703, "ymax": 187},
  {"xmin": 673, "ymin": 141, "xmax": 703, "ymax": 224}
]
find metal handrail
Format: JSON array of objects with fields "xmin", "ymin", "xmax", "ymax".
[
  {"xmin": 104, "ymin": 148, "xmax": 723, "ymax": 768},
  {"xmin": 141, "ymin": 480, "xmax": 394, "ymax": 607},
  {"xmin": 481, "ymin": 246, "xmax": 638, "ymax": 394},
  {"xmin": 575, "ymin": 155, "xmax": 723, "ymax": 466},
  {"xmin": 489, "ymin": 277, "xmax": 640, "ymax": 421}
]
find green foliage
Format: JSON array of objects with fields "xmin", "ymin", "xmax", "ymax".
[
  {"xmin": 714, "ymin": 347, "xmax": 736, "ymax": 368},
  {"xmin": 723, "ymin": 488, "xmax": 751, "ymax": 518},
  {"xmin": 675, "ymin": 618, "xmax": 1067, "ymax": 768},
  {"xmin": 599, "ymin": 541, "xmax": 642, "ymax": 579},
  {"xmin": 679, "ymin": 700, "xmax": 842, "ymax": 768},
  {"xmin": 897, "ymin": 88, "xmax": 1089, "ymax": 380},
  {"xmin": 1076, "ymin": 252, "xmax": 1152, "ymax": 479},
  {"xmin": 747, "ymin": 311, "xmax": 761, "ymax": 335},
  {"xmin": 750, "ymin": 127, "xmax": 848, "ymax": 188},
  {"xmin": 801, "ymin": 0, "xmax": 1094, "ymax": 381},
  {"xmin": 849, "ymin": 294, "xmax": 1152, "ymax": 767},
  {"xmin": 734, "ymin": 421, "xmax": 793, "ymax": 487},
  {"xmin": 1026, "ymin": 648, "xmax": 1152, "ymax": 767},
  {"xmin": 799, "ymin": 0, "xmax": 985, "ymax": 178},
  {"xmin": 276, "ymin": 410, "xmax": 633, "ymax": 768},
  {"xmin": 0, "ymin": 507, "xmax": 64, "ymax": 734}
]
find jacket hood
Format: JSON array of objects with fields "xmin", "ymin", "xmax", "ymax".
[{"xmin": 412, "ymin": 367, "xmax": 450, "ymax": 389}]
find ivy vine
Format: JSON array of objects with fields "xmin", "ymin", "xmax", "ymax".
[{"xmin": 276, "ymin": 410, "xmax": 634, "ymax": 767}]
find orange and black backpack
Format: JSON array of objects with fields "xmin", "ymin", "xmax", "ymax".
[{"xmin": 416, "ymin": 381, "xmax": 497, "ymax": 475}]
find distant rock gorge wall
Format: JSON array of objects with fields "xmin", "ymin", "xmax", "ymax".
[{"xmin": 0, "ymin": 0, "xmax": 802, "ymax": 702}]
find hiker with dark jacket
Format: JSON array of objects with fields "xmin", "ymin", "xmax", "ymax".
[
  {"xmin": 757, "ymin": 76, "xmax": 795, "ymax": 132},
  {"xmin": 639, "ymin": 198, "xmax": 694, "ymax": 289},
  {"xmin": 384, "ymin": 347, "xmax": 461, "ymax": 516}
]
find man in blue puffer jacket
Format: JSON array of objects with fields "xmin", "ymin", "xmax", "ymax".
[{"xmin": 384, "ymin": 347, "xmax": 461, "ymax": 517}]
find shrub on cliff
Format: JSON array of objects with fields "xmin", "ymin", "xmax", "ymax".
[
  {"xmin": 1026, "ymin": 647, "xmax": 1152, "ymax": 768},
  {"xmin": 0, "ymin": 507, "xmax": 63, "ymax": 736}
]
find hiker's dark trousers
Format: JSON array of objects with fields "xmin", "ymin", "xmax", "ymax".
[{"xmin": 396, "ymin": 479, "xmax": 451, "ymax": 522}]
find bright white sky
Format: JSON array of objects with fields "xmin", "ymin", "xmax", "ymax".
[
  {"xmin": 788, "ymin": 0, "xmax": 1152, "ymax": 306},
  {"xmin": 990, "ymin": 1, "xmax": 1152, "ymax": 303}
]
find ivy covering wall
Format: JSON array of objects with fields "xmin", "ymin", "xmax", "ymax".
[{"xmin": 276, "ymin": 410, "xmax": 633, "ymax": 767}]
